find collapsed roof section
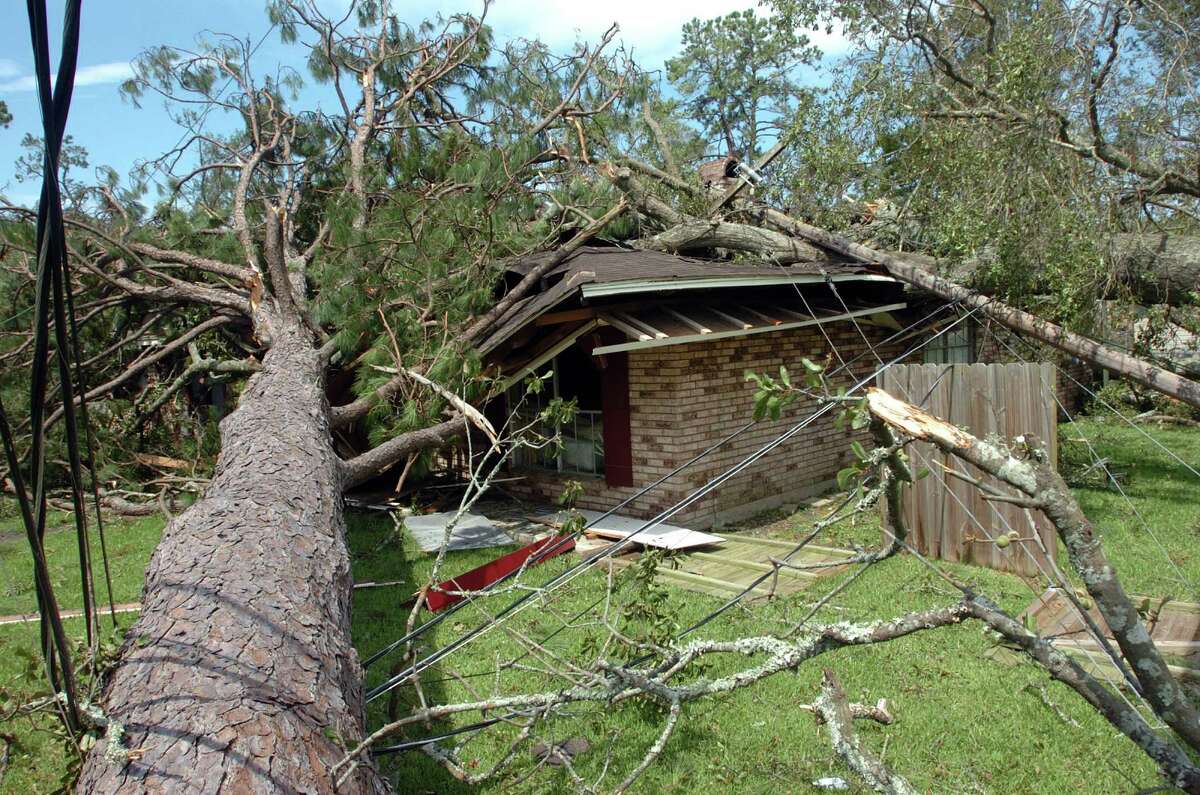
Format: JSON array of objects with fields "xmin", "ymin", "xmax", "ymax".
[{"xmin": 481, "ymin": 246, "xmax": 907, "ymax": 386}]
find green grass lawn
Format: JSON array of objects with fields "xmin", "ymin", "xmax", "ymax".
[
  {"xmin": 1, "ymin": 416, "xmax": 1197, "ymax": 792},
  {"xmin": 0, "ymin": 509, "xmax": 156, "ymax": 794}
]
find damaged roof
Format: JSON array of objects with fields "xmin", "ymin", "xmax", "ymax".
[
  {"xmin": 480, "ymin": 246, "xmax": 892, "ymax": 355},
  {"xmin": 505, "ymin": 245, "xmax": 874, "ymax": 285}
]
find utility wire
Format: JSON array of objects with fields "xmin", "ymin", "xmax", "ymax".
[
  {"xmin": 370, "ymin": 304, "xmax": 980, "ymax": 753},
  {"xmin": 361, "ymin": 299, "xmax": 963, "ymax": 670},
  {"xmin": 365, "ymin": 305, "xmax": 979, "ymax": 706}
]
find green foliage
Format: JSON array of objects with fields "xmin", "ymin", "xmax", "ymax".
[
  {"xmin": 667, "ymin": 9, "xmax": 819, "ymax": 159},
  {"xmin": 0, "ymin": 5, "xmax": 658, "ymax": 490},
  {"xmin": 349, "ymin": 414, "xmax": 1200, "ymax": 792},
  {"xmin": 612, "ymin": 548, "xmax": 680, "ymax": 660},
  {"xmin": 8, "ymin": 414, "xmax": 1200, "ymax": 790},
  {"xmin": 1058, "ymin": 433, "xmax": 1120, "ymax": 490},
  {"xmin": 744, "ymin": 358, "xmax": 830, "ymax": 420},
  {"xmin": 760, "ymin": 0, "xmax": 1200, "ymax": 322},
  {"xmin": 13, "ymin": 133, "xmax": 91, "ymax": 210}
]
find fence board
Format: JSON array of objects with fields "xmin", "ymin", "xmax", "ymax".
[{"xmin": 878, "ymin": 363, "xmax": 1058, "ymax": 576}]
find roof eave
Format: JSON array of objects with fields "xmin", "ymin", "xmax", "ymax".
[{"xmin": 579, "ymin": 272, "xmax": 897, "ymax": 299}]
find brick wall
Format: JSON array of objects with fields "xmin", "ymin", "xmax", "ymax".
[{"xmin": 506, "ymin": 320, "xmax": 906, "ymax": 528}]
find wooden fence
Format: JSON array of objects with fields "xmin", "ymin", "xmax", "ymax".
[{"xmin": 877, "ymin": 363, "xmax": 1058, "ymax": 576}]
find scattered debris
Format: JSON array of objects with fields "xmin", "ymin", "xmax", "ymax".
[
  {"xmin": 1133, "ymin": 410, "xmax": 1199, "ymax": 428},
  {"xmin": 0, "ymin": 603, "xmax": 141, "ymax": 627},
  {"xmin": 344, "ymin": 495, "xmax": 409, "ymax": 512},
  {"xmin": 417, "ymin": 534, "xmax": 576, "ymax": 612},
  {"xmin": 352, "ymin": 580, "xmax": 406, "ymax": 591},
  {"xmin": 132, "ymin": 453, "xmax": 190, "ymax": 470},
  {"xmin": 404, "ymin": 511, "xmax": 514, "ymax": 552},
  {"xmin": 601, "ymin": 534, "xmax": 853, "ymax": 600},
  {"xmin": 1019, "ymin": 588, "xmax": 1200, "ymax": 683},
  {"xmin": 813, "ymin": 777, "xmax": 850, "ymax": 790}
]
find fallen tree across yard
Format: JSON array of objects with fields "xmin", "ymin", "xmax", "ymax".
[
  {"xmin": 7, "ymin": 0, "xmax": 1200, "ymax": 792},
  {"xmin": 3, "ymin": 3, "xmax": 639, "ymax": 791}
]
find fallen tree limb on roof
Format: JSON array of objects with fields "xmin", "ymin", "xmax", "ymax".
[
  {"xmin": 769, "ymin": 213, "xmax": 1200, "ymax": 410},
  {"xmin": 605, "ymin": 162, "xmax": 1200, "ymax": 409}
]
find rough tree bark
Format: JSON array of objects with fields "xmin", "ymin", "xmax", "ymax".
[
  {"xmin": 56, "ymin": 12, "xmax": 632, "ymax": 790},
  {"xmin": 78, "ymin": 327, "xmax": 387, "ymax": 794}
]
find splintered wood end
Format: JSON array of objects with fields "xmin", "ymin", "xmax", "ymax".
[{"xmin": 866, "ymin": 387, "xmax": 974, "ymax": 449}]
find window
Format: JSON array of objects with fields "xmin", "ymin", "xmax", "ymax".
[
  {"xmin": 511, "ymin": 342, "xmax": 606, "ymax": 477},
  {"xmin": 925, "ymin": 321, "xmax": 975, "ymax": 364}
]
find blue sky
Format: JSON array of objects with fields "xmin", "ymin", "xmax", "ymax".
[{"xmin": 0, "ymin": 1, "xmax": 844, "ymax": 206}]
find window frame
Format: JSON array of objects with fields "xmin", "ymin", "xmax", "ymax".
[
  {"xmin": 509, "ymin": 353, "xmax": 607, "ymax": 479},
  {"xmin": 924, "ymin": 319, "xmax": 976, "ymax": 365}
]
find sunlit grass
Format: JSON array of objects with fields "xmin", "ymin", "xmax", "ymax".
[{"xmin": 0, "ymin": 417, "xmax": 1195, "ymax": 792}]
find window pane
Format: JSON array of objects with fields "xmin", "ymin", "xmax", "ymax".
[{"xmin": 507, "ymin": 347, "xmax": 606, "ymax": 476}]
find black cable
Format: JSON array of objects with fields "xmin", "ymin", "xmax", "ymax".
[
  {"xmin": 8, "ymin": 0, "xmax": 88, "ymax": 731},
  {"xmin": 362, "ymin": 298, "xmax": 960, "ymax": 671},
  {"xmin": 365, "ymin": 302, "xmax": 977, "ymax": 705}
]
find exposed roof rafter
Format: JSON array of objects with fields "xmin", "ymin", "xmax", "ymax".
[{"xmin": 592, "ymin": 302, "xmax": 908, "ymax": 356}]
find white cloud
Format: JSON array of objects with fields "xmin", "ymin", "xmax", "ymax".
[
  {"xmin": 413, "ymin": 1, "xmax": 848, "ymax": 69},
  {"xmin": 0, "ymin": 59, "xmax": 22, "ymax": 80},
  {"xmin": 0, "ymin": 60, "xmax": 133, "ymax": 92},
  {"xmin": 74, "ymin": 61, "xmax": 135, "ymax": 87}
]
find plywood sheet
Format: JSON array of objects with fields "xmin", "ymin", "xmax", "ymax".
[
  {"xmin": 600, "ymin": 533, "xmax": 854, "ymax": 600},
  {"xmin": 535, "ymin": 510, "xmax": 725, "ymax": 551}
]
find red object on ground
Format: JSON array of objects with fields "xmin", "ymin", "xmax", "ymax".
[{"xmin": 421, "ymin": 534, "xmax": 577, "ymax": 612}]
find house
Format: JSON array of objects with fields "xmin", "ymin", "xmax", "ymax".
[
  {"xmin": 475, "ymin": 245, "xmax": 1096, "ymax": 529},
  {"xmin": 477, "ymin": 245, "xmax": 949, "ymax": 529}
]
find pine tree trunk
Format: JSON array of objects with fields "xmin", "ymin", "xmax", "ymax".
[{"xmin": 77, "ymin": 329, "xmax": 387, "ymax": 794}]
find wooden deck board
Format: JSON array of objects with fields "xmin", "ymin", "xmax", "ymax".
[
  {"xmin": 594, "ymin": 532, "xmax": 854, "ymax": 600},
  {"xmin": 1019, "ymin": 588, "xmax": 1200, "ymax": 683}
]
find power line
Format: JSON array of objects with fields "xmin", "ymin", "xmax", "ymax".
[
  {"xmin": 371, "ymin": 306, "xmax": 991, "ymax": 755},
  {"xmin": 361, "ymin": 299, "xmax": 964, "ymax": 670},
  {"xmin": 817, "ymin": 285, "xmax": 1155, "ymax": 709},
  {"xmin": 365, "ymin": 303, "xmax": 981, "ymax": 709}
]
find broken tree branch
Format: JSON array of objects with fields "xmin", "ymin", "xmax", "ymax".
[
  {"xmin": 137, "ymin": 357, "xmax": 260, "ymax": 422},
  {"xmin": 612, "ymin": 159, "xmax": 1200, "ymax": 407},
  {"xmin": 606, "ymin": 165, "xmax": 830, "ymax": 263},
  {"xmin": 369, "ymin": 365, "xmax": 497, "ymax": 444},
  {"xmin": 339, "ymin": 416, "xmax": 467, "ymax": 490},
  {"xmin": 331, "ymin": 602, "xmax": 974, "ymax": 780},
  {"xmin": 813, "ymin": 669, "xmax": 915, "ymax": 795},
  {"xmin": 867, "ymin": 386, "xmax": 1200, "ymax": 755},
  {"xmin": 767, "ymin": 214, "xmax": 1200, "ymax": 409},
  {"xmin": 42, "ymin": 314, "xmax": 240, "ymax": 431}
]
